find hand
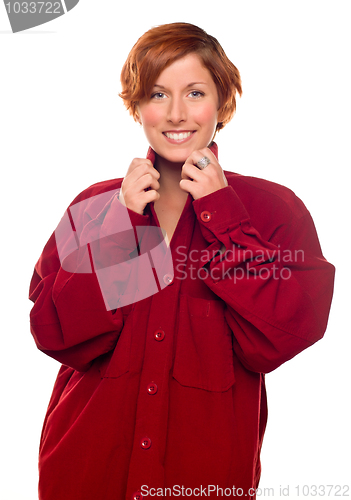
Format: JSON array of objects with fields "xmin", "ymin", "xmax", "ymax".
[
  {"xmin": 179, "ymin": 148, "xmax": 228, "ymax": 200},
  {"xmin": 119, "ymin": 158, "xmax": 160, "ymax": 215}
]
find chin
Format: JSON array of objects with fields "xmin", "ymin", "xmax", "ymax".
[
  {"xmin": 167, "ymin": 151, "xmax": 189, "ymax": 163},
  {"xmin": 153, "ymin": 147, "xmax": 189, "ymax": 165}
]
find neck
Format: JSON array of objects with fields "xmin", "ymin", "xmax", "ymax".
[{"xmin": 154, "ymin": 154, "xmax": 188, "ymax": 200}]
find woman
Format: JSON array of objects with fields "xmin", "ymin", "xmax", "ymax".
[{"xmin": 29, "ymin": 23, "xmax": 335, "ymax": 500}]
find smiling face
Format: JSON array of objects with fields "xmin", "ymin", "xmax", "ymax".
[{"xmin": 138, "ymin": 53, "xmax": 219, "ymax": 165}]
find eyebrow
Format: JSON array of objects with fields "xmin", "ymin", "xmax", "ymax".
[{"xmin": 153, "ymin": 82, "xmax": 207, "ymax": 89}]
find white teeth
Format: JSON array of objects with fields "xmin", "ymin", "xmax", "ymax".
[{"xmin": 165, "ymin": 131, "xmax": 192, "ymax": 140}]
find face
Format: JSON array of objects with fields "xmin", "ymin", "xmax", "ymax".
[{"xmin": 137, "ymin": 53, "xmax": 219, "ymax": 164}]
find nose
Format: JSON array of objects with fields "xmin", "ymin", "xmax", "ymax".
[{"xmin": 167, "ymin": 96, "xmax": 187, "ymax": 124}]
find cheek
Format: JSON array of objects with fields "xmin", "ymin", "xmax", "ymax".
[
  {"xmin": 194, "ymin": 104, "xmax": 218, "ymax": 127},
  {"xmin": 140, "ymin": 106, "xmax": 162, "ymax": 128}
]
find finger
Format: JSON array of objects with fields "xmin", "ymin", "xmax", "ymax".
[
  {"xmin": 179, "ymin": 178, "xmax": 200, "ymax": 198},
  {"xmin": 125, "ymin": 167, "xmax": 159, "ymax": 191},
  {"xmin": 126, "ymin": 158, "xmax": 156, "ymax": 177},
  {"xmin": 130, "ymin": 173, "xmax": 160, "ymax": 194},
  {"xmin": 179, "ymin": 178, "xmax": 193, "ymax": 193},
  {"xmin": 140, "ymin": 173, "xmax": 160, "ymax": 192},
  {"xmin": 181, "ymin": 161, "xmax": 203, "ymax": 181},
  {"xmin": 199, "ymin": 147, "xmax": 218, "ymax": 164},
  {"xmin": 140, "ymin": 189, "xmax": 160, "ymax": 204},
  {"xmin": 186, "ymin": 148, "xmax": 218, "ymax": 169},
  {"xmin": 129, "ymin": 158, "xmax": 153, "ymax": 171},
  {"xmin": 134, "ymin": 162, "xmax": 160, "ymax": 180}
]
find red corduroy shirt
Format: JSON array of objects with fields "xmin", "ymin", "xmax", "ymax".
[{"xmin": 29, "ymin": 143, "xmax": 335, "ymax": 500}]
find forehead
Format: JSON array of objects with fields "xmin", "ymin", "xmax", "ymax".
[{"xmin": 155, "ymin": 53, "xmax": 215, "ymax": 87}]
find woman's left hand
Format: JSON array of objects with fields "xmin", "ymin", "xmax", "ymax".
[{"xmin": 179, "ymin": 147, "xmax": 228, "ymax": 200}]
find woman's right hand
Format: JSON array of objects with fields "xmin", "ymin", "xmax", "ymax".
[{"xmin": 119, "ymin": 158, "xmax": 160, "ymax": 215}]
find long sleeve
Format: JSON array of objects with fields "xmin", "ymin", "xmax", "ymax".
[
  {"xmin": 29, "ymin": 183, "xmax": 151, "ymax": 371},
  {"xmin": 192, "ymin": 181, "xmax": 335, "ymax": 374}
]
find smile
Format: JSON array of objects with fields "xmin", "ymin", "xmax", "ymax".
[{"xmin": 163, "ymin": 131, "xmax": 195, "ymax": 143}]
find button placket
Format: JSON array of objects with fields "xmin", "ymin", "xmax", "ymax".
[{"xmin": 126, "ymin": 164, "xmax": 195, "ymax": 500}]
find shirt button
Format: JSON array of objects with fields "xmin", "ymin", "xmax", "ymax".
[
  {"xmin": 200, "ymin": 210, "xmax": 212, "ymax": 222},
  {"xmin": 154, "ymin": 329, "xmax": 165, "ymax": 341},
  {"xmin": 132, "ymin": 492, "xmax": 143, "ymax": 500},
  {"xmin": 163, "ymin": 273, "xmax": 174, "ymax": 285},
  {"xmin": 140, "ymin": 437, "xmax": 152, "ymax": 449},
  {"xmin": 147, "ymin": 382, "xmax": 158, "ymax": 395}
]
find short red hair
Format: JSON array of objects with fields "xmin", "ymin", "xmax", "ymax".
[{"xmin": 119, "ymin": 23, "xmax": 242, "ymax": 132}]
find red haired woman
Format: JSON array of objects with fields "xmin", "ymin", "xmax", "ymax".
[{"xmin": 29, "ymin": 23, "xmax": 335, "ymax": 500}]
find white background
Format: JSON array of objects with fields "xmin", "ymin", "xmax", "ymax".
[{"xmin": 1, "ymin": 1, "xmax": 350, "ymax": 499}]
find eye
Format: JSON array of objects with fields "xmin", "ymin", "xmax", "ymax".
[
  {"xmin": 188, "ymin": 91, "xmax": 204, "ymax": 98},
  {"xmin": 151, "ymin": 92, "xmax": 167, "ymax": 100}
]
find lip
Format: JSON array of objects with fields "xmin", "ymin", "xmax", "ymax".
[{"xmin": 162, "ymin": 130, "xmax": 196, "ymax": 144}]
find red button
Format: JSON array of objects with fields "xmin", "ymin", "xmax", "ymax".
[
  {"xmin": 132, "ymin": 491, "xmax": 144, "ymax": 500},
  {"xmin": 132, "ymin": 492, "xmax": 143, "ymax": 500},
  {"xmin": 147, "ymin": 382, "xmax": 158, "ymax": 395},
  {"xmin": 154, "ymin": 329, "xmax": 165, "ymax": 341},
  {"xmin": 163, "ymin": 273, "xmax": 174, "ymax": 285},
  {"xmin": 140, "ymin": 437, "xmax": 152, "ymax": 449},
  {"xmin": 200, "ymin": 211, "xmax": 212, "ymax": 222}
]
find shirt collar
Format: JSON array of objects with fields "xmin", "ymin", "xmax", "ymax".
[{"xmin": 144, "ymin": 142, "xmax": 217, "ymax": 236}]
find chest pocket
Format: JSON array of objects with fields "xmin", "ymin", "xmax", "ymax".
[{"xmin": 173, "ymin": 295, "xmax": 235, "ymax": 392}]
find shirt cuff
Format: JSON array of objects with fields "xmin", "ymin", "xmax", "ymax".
[{"xmin": 193, "ymin": 186, "xmax": 250, "ymax": 243}]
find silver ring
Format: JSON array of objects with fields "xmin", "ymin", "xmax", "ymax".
[{"xmin": 196, "ymin": 156, "xmax": 211, "ymax": 170}]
